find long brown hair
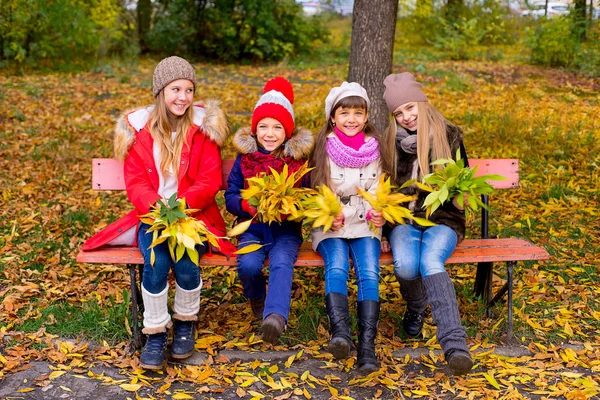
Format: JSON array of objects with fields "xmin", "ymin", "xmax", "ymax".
[
  {"xmin": 147, "ymin": 90, "xmax": 195, "ymax": 177},
  {"xmin": 383, "ymin": 101, "xmax": 451, "ymax": 182},
  {"xmin": 309, "ymin": 96, "xmax": 393, "ymax": 188}
]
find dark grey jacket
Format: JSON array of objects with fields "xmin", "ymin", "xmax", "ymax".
[{"xmin": 394, "ymin": 123, "xmax": 468, "ymax": 243}]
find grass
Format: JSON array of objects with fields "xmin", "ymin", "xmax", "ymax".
[{"xmin": 15, "ymin": 295, "xmax": 130, "ymax": 344}]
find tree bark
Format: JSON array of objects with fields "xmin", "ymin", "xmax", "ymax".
[
  {"xmin": 574, "ymin": 0, "xmax": 587, "ymax": 40},
  {"xmin": 137, "ymin": 0, "xmax": 152, "ymax": 54},
  {"xmin": 348, "ymin": 0, "xmax": 398, "ymax": 132}
]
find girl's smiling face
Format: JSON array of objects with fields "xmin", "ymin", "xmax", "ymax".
[
  {"xmin": 331, "ymin": 106, "xmax": 368, "ymax": 137},
  {"xmin": 256, "ymin": 117, "xmax": 286, "ymax": 151},
  {"xmin": 163, "ymin": 79, "xmax": 195, "ymax": 118},
  {"xmin": 393, "ymin": 102, "xmax": 418, "ymax": 131}
]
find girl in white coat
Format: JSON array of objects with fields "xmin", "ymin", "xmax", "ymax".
[{"xmin": 309, "ymin": 82, "xmax": 392, "ymax": 374}]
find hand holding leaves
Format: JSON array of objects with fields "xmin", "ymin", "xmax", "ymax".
[
  {"xmin": 415, "ymin": 150, "xmax": 506, "ymax": 218},
  {"xmin": 357, "ymin": 174, "xmax": 435, "ymax": 235},
  {"xmin": 139, "ymin": 193, "xmax": 221, "ymax": 266}
]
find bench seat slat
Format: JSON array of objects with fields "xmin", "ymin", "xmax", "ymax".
[{"xmin": 76, "ymin": 238, "xmax": 548, "ymax": 267}]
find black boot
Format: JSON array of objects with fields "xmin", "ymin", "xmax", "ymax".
[
  {"xmin": 250, "ymin": 297, "xmax": 265, "ymax": 320},
  {"xmin": 356, "ymin": 300, "xmax": 379, "ymax": 374},
  {"xmin": 325, "ymin": 293, "xmax": 353, "ymax": 359},
  {"xmin": 140, "ymin": 331, "xmax": 168, "ymax": 370},
  {"xmin": 423, "ymin": 272, "xmax": 473, "ymax": 376},
  {"xmin": 171, "ymin": 319, "xmax": 196, "ymax": 359},
  {"xmin": 397, "ymin": 277, "xmax": 427, "ymax": 338}
]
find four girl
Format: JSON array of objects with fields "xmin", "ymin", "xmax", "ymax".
[
  {"xmin": 382, "ymin": 72, "xmax": 473, "ymax": 376},
  {"xmin": 225, "ymin": 77, "xmax": 313, "ymax": 345},
  {"xmin": 309, "ymin": 82, "xmax": 390, "ymax": 374},
  {"xmin": 87, "ymin": 56, "xmax": 474, "ymax": 376},
  {"xmin": 84, "ymin": 56, "xmax": 234, "ymax": 369}
]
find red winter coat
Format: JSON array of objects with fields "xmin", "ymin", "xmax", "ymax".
[{"xmin": 82, "ymin": 100, "xmax": 235, "ymax": 255}]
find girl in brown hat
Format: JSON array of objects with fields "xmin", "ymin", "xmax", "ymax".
[
  {"xmin": 382, "ymin": 72, "xmax": 473, "ymax": 376},
  {"xmin": 83, "ymin": 56, "xmax": 234, "ymax": 369}
]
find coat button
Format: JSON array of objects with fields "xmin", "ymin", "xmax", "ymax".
[
  {"xmin": 181, "ymin": 161, "xmax": 185, "ymax": 164},
  {"xmin": 148, "ymin": 169, "xmax": 152, "ymax": 173},
  {"xmin": 339, "ymin": 174, "xmax": 343, "ymax": 177},
  {"xmin": 118, "ymin": 228, "xmax": 122, "ymax": 232},
  {"xmin": 133, "ymin": 141, "xmax": 136, "ymax": 145},
  {"xmin": 359, "ymin": 214, "xmax": 363, "ymax": 218},
  {"xmin": 372, "ymin": 173, "xmax": 376, "ymax": 177},
  {"xmin": 360, "ymin": 173, "xmax": 363, "ymax": 177}
]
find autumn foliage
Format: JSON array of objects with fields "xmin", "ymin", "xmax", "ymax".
[{"xmin": 1, "ymin": 58, "xmax": 599, "ymax": 398}]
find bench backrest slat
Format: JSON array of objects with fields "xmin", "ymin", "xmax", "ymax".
[{"xmin": 91, "ymin": 158, "xmax": 518, "ymax": 191}]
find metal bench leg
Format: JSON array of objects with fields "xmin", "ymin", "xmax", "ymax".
[
  {"xmin": 507, "ymin": 261, "xmax": 514, "ymax": 338},
  {"xmin": 128, "ymin": 264, "xmax": 142, "ymax": 349}
]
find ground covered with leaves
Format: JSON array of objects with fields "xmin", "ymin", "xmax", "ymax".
[{"xmin": 0, "ymin": 55, "xmax": 599, "ymax": 399}]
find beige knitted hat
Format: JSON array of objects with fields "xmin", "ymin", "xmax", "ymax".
[
  {"xmin": 152, "ymin": 56, "xmax": 197, "ymax": 97},
  {"xmin": 383, "ymin": 72, "xmax": 428, "ymax": 113}
]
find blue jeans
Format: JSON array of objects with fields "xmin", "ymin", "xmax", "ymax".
[
  {"xmin": 317, "ymin": 237, "xmax": 381, "ymax": 302},
  {"xmin": 389, "ymin": 224, "xmax": 457, "ymax": 279},
  {"xmin": 137, "ymin": 223, "xmax": 204, "ymax": 294},
  {"xmin": 236, "ymin": 230, "xmax": 301, "ymax": 321}
]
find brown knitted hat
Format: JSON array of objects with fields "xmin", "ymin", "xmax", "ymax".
[
  {"xmin": 383, "ymin": 72, "xmax": 428, "ymax": 113},
  {"xmin": 152, "ymin": 56, "xmax": 197, "ymax": 97}
]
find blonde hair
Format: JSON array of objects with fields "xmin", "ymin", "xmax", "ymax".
[
  {"xmin": 310, "ymin": 96, "xmax": 393, "ymax": 188},
  {"xmin": 384, "ymin": 101, "xmax": 451, "ymax": 182},
  {"xmin": 148, "ymin": 90, "xmax": 195, "ymax": 177}
]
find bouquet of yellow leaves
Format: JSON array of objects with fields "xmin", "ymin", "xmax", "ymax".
[
  {"xmin": 357, "ymin": 174, "xmax": 436, "ymax": 235},
  {"xmin": 240, "ymin": 162, "xmax": 313, "ymax": 224},
  {"xmin": 139, "ymin": 193, "xmax": 221, "ymax": 266},
  {"xmin": 294, "ymin": 184, "xmax": 343, "ymax": 233},
  {"xmin": 405, "ymin": 150, "xmax": 506, "ymax": 218}
]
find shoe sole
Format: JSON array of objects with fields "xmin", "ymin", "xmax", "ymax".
[
  {"xmin": 328, "ymin": 338, "xmax": 351, "ymax": 359},
  {"xmin": 171, "ymin": 350, "xmax": 194, "ymax": 359},
  {"xmin": 356, "ymin": 362, "xmax": 379, "ymax": 375},
  {"xmin": 262, "ymin": 324, "xmax": 283, "ymax": 345},
  {"xmin": 448, "ymin": 353, "xmax": 474, "ymax": 376},
  {"xmin": 140, "ymin": 362, "xmax": 165, "ymax": 370}
]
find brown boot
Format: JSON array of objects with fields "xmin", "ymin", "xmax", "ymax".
[
  {"xmin": 250, "ymin": 297, "xmax": 265, "ymax": 320},
  {"xmin": 262, "ymin": 313, "xmax": 286, "ymax": 344}
]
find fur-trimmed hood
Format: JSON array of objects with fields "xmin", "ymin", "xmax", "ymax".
[
  {"xmin": 232, "ymin": 126, "xmax": 314, "ymax": 160},
  {"xmin": 113, "ymin": 100, "xmax": 231, "ymax": 161}
]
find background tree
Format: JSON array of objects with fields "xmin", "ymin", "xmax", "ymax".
[
  {"xmin": 137, "ymin": 0, "xmax": 152, "ymax": 54},
  {"xmin": 348, "ymin": 0, "xmax": 398, "ymax": 132}
]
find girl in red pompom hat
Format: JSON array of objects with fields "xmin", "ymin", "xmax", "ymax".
[{"xmin": 224, "ymin": 77, "xmax": 314, "ymax": 344}]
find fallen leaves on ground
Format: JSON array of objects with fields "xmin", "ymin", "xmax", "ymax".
[{"xmin": 0, "ymin": 57, "xmax": 599, "ymax": 399}]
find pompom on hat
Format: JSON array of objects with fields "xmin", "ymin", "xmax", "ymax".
[
  {"xmin": 152, "ymin": 56, "xmax": 197, "ymax": 98},
  {"xmin": 324, "ymin": 81, "xmax": 370, "ymax": 119},
  {"xmin": 251, "ymin": 77, "xmax": 295, "ymax": 138},
  {"xmin": 383, "ymin": 72, "xmax": 428, "ymax": 113}
]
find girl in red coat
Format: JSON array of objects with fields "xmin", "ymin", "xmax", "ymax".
[{"xmin": 83, "ymin": 56, "xmax": 232, "ymax": 369}]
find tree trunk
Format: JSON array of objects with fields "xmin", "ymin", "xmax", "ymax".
[
  {"xmin": 348, "ymin": 0, "xmax": 398, "ymax": 132},
  {"xmin": 574, "ymin": 0, "xmax": 587, "ymax": 40},
  {"xmin": 137, "ymin": 0, "xmax": 152, "ymax": 54},
  {"xmin": 444, "ymin": 0, "xmax": 464, "ymax": 20}
]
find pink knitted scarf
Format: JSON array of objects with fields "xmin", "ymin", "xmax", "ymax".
[{"xmin": 326, "ymin": 132, "xmax": 380, "ymax": 168}]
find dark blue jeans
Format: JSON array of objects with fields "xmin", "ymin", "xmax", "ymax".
[
  {"xmin": 137, "ymin": 223, "xmax": 205, "ymax": 294},
  {"xmin": 236, "ymin": 230, "xmax": 301, "ymax": 321},
  {"xmin": 317, "ymin": 237, "xmax": 381, "ymax": 302}
]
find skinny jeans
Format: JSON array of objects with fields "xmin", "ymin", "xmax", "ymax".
[
  {"xmin": 389, "ymin": 223, "xmax": 457, "ymax": 279},
  {"xmin": 137, "ymin": 223, "xmax": 204, "ymax": 294},
  {"xmin": 317, "ymin": 237, "xmax": 380, "ymax": 302}
]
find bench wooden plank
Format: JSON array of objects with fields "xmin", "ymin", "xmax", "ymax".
[
  {"xmin": 91, "ymin": 158, "xmax": 518, "ymax": 191},
  {"xmin": 92, "ymin": 158, "xmax": 235, "ymax": 191},
  {"xmin": 76, "ymin": 238, "xmax": 548, "ymax": 266}
]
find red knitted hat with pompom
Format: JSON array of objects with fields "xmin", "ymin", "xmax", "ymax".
[{"xmin": 251, "ymin": 77, "xmax": 295, "ymax": 138}]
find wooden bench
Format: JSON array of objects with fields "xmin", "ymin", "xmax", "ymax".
[{"xmin": 77, "ymin": 158, "xmax": 549, "ymax": 347}]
